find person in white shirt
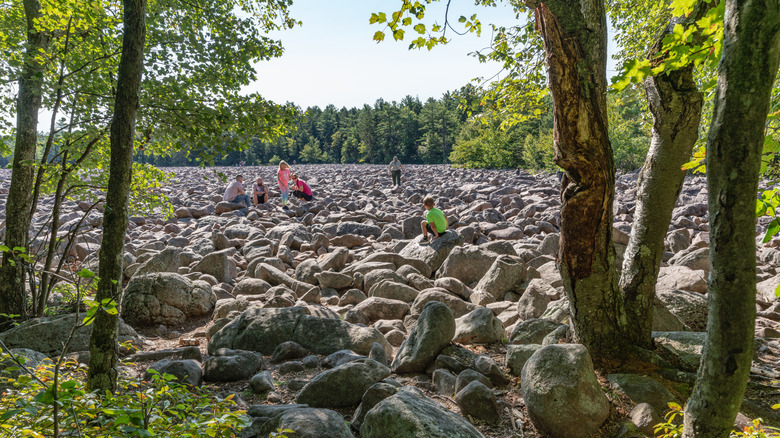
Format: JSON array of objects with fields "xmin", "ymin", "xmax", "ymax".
[
  {"xmin": 223, "ymin": 175, "xmax": 251, "ymax": 209},
  {"xmin": 389, "ymin": 156, "xmax": 403, "ymax": 186}
]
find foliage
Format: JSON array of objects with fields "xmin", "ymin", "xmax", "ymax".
[
  {"xmin": 608, "ymin": 87, "xmax": 652, "ymax": 170},
  {"xmin": 0, "ymin": 359, "xmax": 251, "ymax": 437},
  {"xmin": 655, "ymin": 402, "xmax": 780, "ymax": 438}
]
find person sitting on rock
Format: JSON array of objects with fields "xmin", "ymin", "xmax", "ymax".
[
  {"xmin": 420, "ymin": 195, "xmax": 447, "ymax": 242},
  {"xmin": 290, "ymin": 173, "xmax": 313, "ymax": 202},
  {"xmin": 389, "ymin": 156, "xmax": 403, "ymax": 186},
  {"xmin": 252, "ymin": 177, "xmax": 269, "ymax": 205},
  {"xmin": 223, "ymin": 174, "xmax": 251, "ymax": 209}
]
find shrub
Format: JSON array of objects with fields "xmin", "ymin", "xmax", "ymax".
[{"xmin": 0, "ymin": 354, "xmax": 250, "ymax": 437}]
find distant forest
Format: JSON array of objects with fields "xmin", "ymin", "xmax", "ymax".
[
  {"xmin": 140, "ymin": 85, "xmax": 651, "ymax": 172},
  {"xmin": 0, "ymin": 87, "xmax": 651, "ymax": 172}
]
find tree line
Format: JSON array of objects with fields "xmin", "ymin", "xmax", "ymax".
[{"xmin": 143, "ymin": 85, "xmax": 651, "ymax": 172}]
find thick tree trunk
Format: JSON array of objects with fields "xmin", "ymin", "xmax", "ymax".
[
  {"xmin": 0, "ymin": 0, "xmax": 51, "ymax": 318},
  {"xmin": 532, "ymin": 0, "xmax": 626, "ymax": 361},
  {"xmin": 683, "ymin": 1, "xmax": 780, "ymax": 436},
  {"xmin": 87, "ymin": 0, "xmax": 146, "ymax": 393},
  {"xmin": 620, "ymin": 15, "xmax": 706, "ymax": 349}
]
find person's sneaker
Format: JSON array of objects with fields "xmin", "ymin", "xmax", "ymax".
[{"xmin": 418, "ymin": 236, "xmax": 428, "ymax": 243}]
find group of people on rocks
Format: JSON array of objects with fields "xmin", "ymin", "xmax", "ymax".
[
  {"xmin": 223, "ymin": 160, "xmax": 313, "ymax": 210},
  {"xmin": 222, "ymin": 157, "xmax": 448, "ymax": 242}
]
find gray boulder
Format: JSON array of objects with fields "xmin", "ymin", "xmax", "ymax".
[
  {"xmin": 509, "ymin": 318, "xmax": 563, "ymax": 345},
  {"xmin": 521, "ymin": 344, "xmax": 610, "ymax": 438},
  {"xmin": 0, "ymin": 314, "xmax": 142, "ymax": 356},
  {"xmin": 203, "ymin": 349, "xmax": 263, "ymax": 382},
  {"xmin": 122, "ymin": 273, "xmax": 216, "ymax": 327},
  {"xmin": 296, "ymin": 359, "xmax": 391, "ymax": 408},
  {"xmin": 655, "ymin": 289, "xmax": 708, "ymax": 331},
  {"xmin": 249, "ymin": 407, "xmax": 354, "ymax": 438},
  {"xmin": 337, "ymin": 222, "xmax": 382, "ymax": 238},
  {"xmin": 392, "ymin": 301, "xmax": 455, "ymax": 373},
  {"xmin": 453, "ymin": 308, "xmax": 504, "ymax": 344},
  {"xmin": 351, "ymin": 382, "xmax": 400, "ymax": 431},
  {"xmin": 454, "ymin": 380, "xmax": 500, "ymax": 423},
  {"xmin": 398, "ymin": 230, "xmax": 464, "ymax": 272},
  {"xmin": 436, "ymin": 245, "xmax": 500, "ymax": 284},
  {"xmin": 360, "ymin": 386, "xmax": 484, "ymax": 438},
  {"xmin": 133, "ymin": 247, "xmax": 181, "ymax": 276},
  {"xmin": 208, "ymin": 307, "xmax": 390, "ymax": 356},
  {"xmin": 472, "ymin": 255, "xmax": 526, "ymax": 302},
  {"xmin": 607, "ymin": 373, "xmax": 677, "ymax": 414},
  {"xmin": 505, "ymin": 344, "xmax": 543, "ymax": 376},
  {"xmin": 145, "ymin": 359, "xmax": 202, "ymax": 386},
  {"xmin": 249, "ymin": 370, "xmax": 275, "ymax": 394},
  {"xmin": 369, "ymin": 281, "xmax": 419, "ymax": 303},
  {"xmin": 192, "ymin": 249, "xmax": 237, "ymax": 283}
]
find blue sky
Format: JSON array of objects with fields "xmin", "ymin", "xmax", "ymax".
[{"xmin": 245, "ymin": 0, "xmax": 529, "ymax": 109}]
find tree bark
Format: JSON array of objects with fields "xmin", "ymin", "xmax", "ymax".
[
  {"xmin": 0, "ymin": 0, "xmax": 51, "ymax": 318},
  {"xmin": 531, "ymin": 0, "xmax": 626, "ymax": 361},
  {"xmin": 619, "ymin": 12, "xmax": 708, "ymax": 349},
  {"xmin": 683, "ymin": 1, "xmax": 780, "ymax": 436},
  {"xmin": 87, "ymin": 0, "xmax": 146, "ymax": 393}
]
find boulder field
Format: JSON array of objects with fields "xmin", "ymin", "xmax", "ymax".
[{"xmin": 1, "ymin": 164, "xmax": 779, "ymax": 437}]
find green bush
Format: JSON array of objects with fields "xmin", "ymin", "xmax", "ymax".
[
  {"xmin": 0, "ymin": 354, "xmax": 250, "ymax": 437},
  {"xmin": 655, "ymin": 402, "xmax": 780, "ymax": 438}
]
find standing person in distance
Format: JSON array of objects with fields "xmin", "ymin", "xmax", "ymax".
[
  {"xmin": 252, "ymin": 177, "xmax": 269, "ymax": 206},
  {"xmin": 277, "ymin": 160, "xmax": 292, "ymax": 207},
  {"xmin": 419, "ymin": 195, "xmax": 447, "ymax": 243},
  {"xmin": 290, "ymin": 173, "xmax": 313, "ymax": 202},
  {"xmin": 389, "ymin": 156, "xmax": 403, "ymax": 187},
  {"xmin": 223, "ymin": 174, "xmax": 251, "ymax": 210}
]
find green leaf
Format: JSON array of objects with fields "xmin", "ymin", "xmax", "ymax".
[
  {"xmin": 77, "ymin": 268, "xmax": 96, "ymax": 278},
  {"xmin": 373, "ymin": 31, "xmax": 385, "ymax": 42},
  {"xmin": 763, "ymin": 219, "xmax": 780, "ymax": 243}
]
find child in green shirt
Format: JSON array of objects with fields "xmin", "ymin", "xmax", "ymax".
[{"xmin": 420, "ymin": 195, "xmax": 447, "ymax": 242}]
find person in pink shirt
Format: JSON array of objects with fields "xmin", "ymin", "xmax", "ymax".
[
  {"xmin": 277, "ymin": 160, "xmax": 291, "ymax": 206},
  {"xmin": 290, "ymin": 174, "xmax": 313, "ymax": 202}
]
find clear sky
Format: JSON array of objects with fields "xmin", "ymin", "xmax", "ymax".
[{"xmin": 245, "ymin": 0, "xmax": 526, "ymax": 109}]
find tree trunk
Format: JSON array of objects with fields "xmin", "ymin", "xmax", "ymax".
[
  {"xmin": 619, "ymin": 12, "xmax": 708, "ymax": 349},
  {"xmin": 532, "ymin": 0, "xmax": 626, "ymax": 361},
  {"xmin": 0, "ymin": 0, "xmax": 51, "ymax": 318},
  {"xmin": 683, "ymin": 1, "xmax": 780, "ymax": 435},
  {"xmin": 87, "ymin": 0, "xmax": 146, "ymax": 393}
]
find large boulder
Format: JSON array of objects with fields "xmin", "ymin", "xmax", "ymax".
[
  {"xmin": 392, "ymin": 301, "xmax": 455, "ymax": 373},
  {"xmin": 133, "ymin": 247, "xmax": 181, "ymax": 276},
  {"xmin": 296, "ymin": 359, "xmax": 391, "ymax": 408},
  {"xmin": 360, "ymin": 386, "xmax": 484, "ymax": 438},
  {"xmin": 453, "ymin": 308, "xmax": 504, "ymax": 344},
  {"xmin": 209, "ymin": 307, "xmax": 390, "ymax": 356},
  {"xmin": 472, "ymin": 255, "xmax": 526, "ymax": 302},
  {"xmin": 353, "ymin": 297, "xmax": 410, "ymax": 321},
  {"xmin": 122, "ymin": 273, "xmax": 216, "ymax": 327},
  {"xmin": 398, "ymin": 230, "xmax": 464, "ymax": 272},
  {"xmin": 145, "ymin": 359, "xmax": 202, "ymax": 386},
  {"xmin": 521, "ymin": 344, "xmax": 610, "ymax": 438},
  {"xmin": 436, "ymin": 246, "xmax": 500, "ymax": 284},
  {"xmin": 411, "ymin": 289, "xmax": 478, "ymax": 318},
  {"xmin": 509, "ymin": 318, "xmax": 564, "ymax": 345},
  {"xmin": 656, "ymin": 266, "xmax": 707, "ymax": 294},
  {"xmin": 192, "ymin": 249, "xmax": 237, "ymax": 283},
  {"xmin": 369, "ymin": 281, "xmax": 419, "ymax": 303},
  {"xmin": 0, "ymin": 314, "xmax": 142, "ymax": 356},
  {"xmin": 655, "ymin": 289, "xmax": 708, "ymax": 331},
  {"xmin": 607, "ymin": 374, "xmax": 677, "ymax": 414},
  {"xmin": 252, "ymin": 407, "xmax": 354, "ymax": 438},
  {"xmin": 203, "ymin": 349, "xmax": 263, "ymax": 382},
  {"xmin": 337, "ymin": 222, "xmax": 382, "ymax": 238}
]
